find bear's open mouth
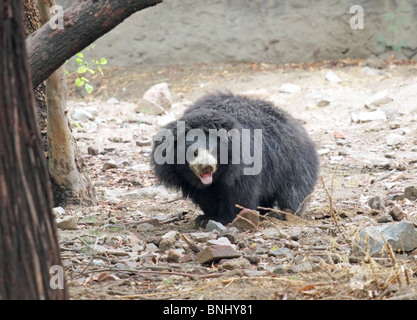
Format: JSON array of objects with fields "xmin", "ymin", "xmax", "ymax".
[{"xmin": 199, "ymin": 171, "xmax": 213, "ymax": 185}]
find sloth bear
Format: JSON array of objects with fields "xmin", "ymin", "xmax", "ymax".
[{"xmin": 151, "ymin": 92, "xmax": 319, "ymax": 226}]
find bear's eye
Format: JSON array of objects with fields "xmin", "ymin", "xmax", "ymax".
[{"xmin": 194, "ymin": 149, "xmax": 198, "ymax": 157}]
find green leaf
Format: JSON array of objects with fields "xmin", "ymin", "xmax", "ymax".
[
  {"xmin": 77, "ymin": 66, "xmax": 87, "ymax": 74},
  {"xmin": 75, "ymin": 78, "xmax": 85, "ymax": 87},
  {"xmin": 65, "ymin": 70, "xmax": 69, "ymax": 75},
  {"xmin": 97, "ymin": 65, "xmax": 103, "ymax": 75},
  {"xmin": 80, "ymin": 77, "xmax": 89, "ymax": 82},
  {"xmin": 100, "ymin": 58, "xmax": 108, "ymax": 65},
  {"xmin": 85, "ymin": 83, "xmax": 93, "ymax": 94},
  {"xmin": 77, "ymin": 52, "xmax": 84, "ymax": 58},
  {"xmin": 88, "ymin": 68, "xmax": 95, "ymax": 75},
  {"xmin": 73, "ymin": 121, "xmax": 82, "ymax": 129},
  {"xmin": 76, "ymin": 58, "xmax": 83, "ymax": 64}
]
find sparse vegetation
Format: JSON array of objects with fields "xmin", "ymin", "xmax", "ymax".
[{"xmin": 65, "ymin": 44, "xmax": 108, "ymax": 94}]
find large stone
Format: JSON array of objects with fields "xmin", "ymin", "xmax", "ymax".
[
  {"xmin": 404, "ymin": 186, "xmax": 417, "ymax": 200},
  {"xmin": 205, "ymin": 220, "xmax": 227, "ymax": 232},
  {"xmin": 72, "ymin": 108, "xmax": 95, "ymax": 121},
  {"xmin": 230, "ymin": 209, "xmax": 259, "ymax": 231},
  {"xmin": 197, "ymin": 244, "xmax": 241, "ymax": 264},
  {"xmin": 354, "ymin": 221, "xmax": 417, "ymax": 256},
  {"xmin": 364, "ymin": 89, "xmax": 390, "ymax": 108},
  {"xmin": 142, "ymin": 82, "xmax": 172, "ymax": 114}
]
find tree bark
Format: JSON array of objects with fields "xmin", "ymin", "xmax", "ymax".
[
  {"xmin": 27, "ymin": 0, "xmax": 162, "ymax": 89},
  {"xmin": 37, "ymin": 0, "xmax": 97, "ymax": 206},
  {"xmin": 0, "ymin": 1, "xmax": 67, "ymax": 299},
  {"xmin": 24, "ymin": 0, "xmax": 48, "ymax": 150}
]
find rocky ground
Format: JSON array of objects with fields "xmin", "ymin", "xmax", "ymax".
[{"xmin": 59, "ymin": 60, "xmax": 417, "ymax": 300}]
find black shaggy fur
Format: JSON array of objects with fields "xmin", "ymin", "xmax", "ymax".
[{"xmin": 151, "ymin": 92, "xmax": 319, "ymax": 225}]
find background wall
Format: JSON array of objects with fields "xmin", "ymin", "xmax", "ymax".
[{"xmin": 57, "ymin": 0, "xmax": 417, "ymax": 67}]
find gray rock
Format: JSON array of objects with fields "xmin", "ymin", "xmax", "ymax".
[
  {"xmin": 404, "ymin": 186, "xmax": 417, "ymax": 200},
  {"xmin": 145, "ymin": 243, "xmax": 159, "ymax": 252},
  {"xmin": 161, "ymin": 230, "xmax": 178, "ymax": 241},
  {"xmin": 92, "ymin": 259, "xmax": 106, "ymax": 267},
  {"xmin": 288, "ymin": 261, "xmax": 314, "ymax": 273},
  {"xmin": 135, "ymin": 99, "xmax": 167, "ymax": 115},
  {"xmin": 377, "ymin": 214, "xmax": 393, "ymax": 223},
  {"xmin": 136, "ymin": 137, "xmax": 152, "ymax": 146},
  {"xmin": 205, "ymin": 220, "xmax": 227, "ymax": 232},
  {"xmin": 364, "ymin": 89, "xmax": 390, "ymax": 108},
  {"xmin": 88, "ymin": 146, "xmax": 99, "ymax": 156},
  {"xmin": 317, "ymin": 100, "xmax": 330, "ymax": 107},
  {"xmin": 52, "ymin": 206, "xmax": 65, "ymax": 216},
  {"xmin": 262, "ymin": 227, "xmax": 281, "ymax": 238},
  {"xmin": 102, "ymin": 160, "xmax": 118, "ymax": 170},
  {"xmin": 118, "ymin": 185, "xmax": 174, "ymax": 200},
  {"xmin": 389, "ymin": 205, "xmax": 404, "ymax": 221},
  {"xmin": 272, "ymin": 265, "xmax": 286, "ymax": 275},
  {"xmin": 84, "ymin": 106, "xmax": 99, "ymax": 118},
  {"xmin": 219, "ymin": 227, "xmax": 239, "ymax": 243},
  {"xmin": 386, "ymin": 133, "xmax": 403, "ymax": 146},
  {"xmin": 317, "ymin": 148, "xmax": 331, "ymax": 156},
  {"xmin": 367, "ymin": 196, "xmax": 384, "ymax": 210},
  {"xmin": 56, "ymin": 216, "xmax": 78, "ymax": 230},
  {"xmin": 244, "ymin": 254, "xmax": 261, "ymax": 264},
  {"xmin": 143, "ymin": 82, "xmax": 172, "ymax": 112},
  {"xmin": 389, "ymin": 121, "xmax": 401, "ymax": 129},
  {"xmin": 382, "ymin": 108, "xmax": 398, "ymax": 120},
  {"xmin": 136, "ymin": 223, "xmax": 155, "ymax": 232},
  {"xmin": 219, "ymin": 257, "xmax": 251, "ymax": 270},
  {"xmin": 354, "ymin": 221, "xmax": 417, "ymax": 256},
  {"xmin": 268, "ymin": 247, "xmax": 295, "ymax": 258},
  {"xmin": 159, "ymin": 238, "xmax": 176, "ymax": 251},
  {"xmin": 167, "ymin": 249, "xmax": 183, "ymax": 262},
  {"xmin": 72, "ymin": 108, "xmax": 95, "ymax": 121},
  {"xmin": 384, "ymin": 152, "xmax": 396, "ymax": 159},
  {"xmin": 351, "ymin": 110, "xmax": 387, "ymax": 123},
  {"xmin": 130, "ymin": 164, "xmax": 151, "ymax": 172},
  {"xmin": 208, "ymin": 237, "xmax": 233, "ymax": 246},
  {"xmin": 189, "ymin": 232, "xmax": 212, "ymax": 242}
]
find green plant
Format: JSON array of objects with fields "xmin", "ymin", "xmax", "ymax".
[
  {"xmin": 377, "ymin": 4, "xmax": 410, "ymax": 52},
  {"xmin": 65, "ymin": 44, "xmax": 108, "ymax": 94}
]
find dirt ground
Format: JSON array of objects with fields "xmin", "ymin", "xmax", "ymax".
[{"xmin": 61, "ymin": 59, "xmax": 417, "ymax": 300}]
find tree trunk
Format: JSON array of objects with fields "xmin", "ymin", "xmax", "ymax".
[
  {"xmin": 23, "ymin": 0, "xmax": 48, "ymax": 151},
  {"xmin": 27, "ymin": 0, "xmax": 162, "ymax": 89},
  {"xmin": 36, "ymin": 0, "xmax": 97, "ymax": 206},
  {"xmin": 0, "ymin": 1, "xmax": 67, "ymax": 299}
]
